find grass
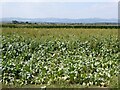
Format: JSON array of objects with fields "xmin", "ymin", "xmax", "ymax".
[{"xmin": 2, "ymin": 28, "xmax": 118, "ymax": 40}]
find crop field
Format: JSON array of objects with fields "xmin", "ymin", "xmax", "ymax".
[{"xmin": 1, "ymin": 26, "xmax": 119, "ymax": 88}]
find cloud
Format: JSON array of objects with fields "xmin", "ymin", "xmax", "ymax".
[
  {"xmin": 1, "ymin": 2, "xmax": 118, "ymax": 19},
  {"xmin": 0, "ymin": 0, "xmax": 119, "ymax": 2}
]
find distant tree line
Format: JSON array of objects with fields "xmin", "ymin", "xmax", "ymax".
[
  {"xmin": 2, "ymin": 23, "xmax": 119, "ymax": 29},
  {"xmin": 12, "ymin": 20, "xmax": 37, "ymax": 24},
  {"xmin": 11, "ymin": 20, "xmax": 118, "ymax": 26}
]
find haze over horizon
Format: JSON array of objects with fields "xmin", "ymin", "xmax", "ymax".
[{"xmin": 0, "ymin": 2, "xmax": 118, "ymax": 19}]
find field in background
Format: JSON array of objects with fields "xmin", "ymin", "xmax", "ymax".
[
  {"xmin": 2, "ymin": 26, "xmax": 119, "ymax": 88},
  {"xmin": 2, "ymin": 27, "xmax": 118, "ymax": 40}
]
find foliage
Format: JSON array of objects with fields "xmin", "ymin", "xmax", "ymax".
[
  {"xmin": 2, "ymin": 23, "xmax": 119, "ymax": 29},
  {"xmin": 2, "ymin": 33, "xmax": 119, "ymax": 87}
]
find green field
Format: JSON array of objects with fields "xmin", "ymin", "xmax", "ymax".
[{"xmin": 1, "ymin": 27, "xmax": 119, "ymax": 88}]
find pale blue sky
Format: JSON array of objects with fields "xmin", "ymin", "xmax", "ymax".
[{"xmin": 1, "ymin": 2, "xmax": 118, "ymax": 19}]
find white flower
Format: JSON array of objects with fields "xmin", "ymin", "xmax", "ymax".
[{"xmin": 41, "ymin": 86, "xmax": 46, "ymax": 88}]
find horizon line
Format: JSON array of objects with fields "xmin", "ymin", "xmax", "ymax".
[{"xmin": 1, "ymin": 17, "xmax": 118, "ymax": 19}]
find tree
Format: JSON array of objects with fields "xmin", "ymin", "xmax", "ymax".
[{"xmin": 12, "ymin": 20, "xmax": 19, "ymax": 24}]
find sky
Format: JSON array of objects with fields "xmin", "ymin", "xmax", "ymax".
[{"xmin": 0, "ymin": 0, "xmax": 118, "ymax": 19}]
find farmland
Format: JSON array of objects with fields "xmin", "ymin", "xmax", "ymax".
[{"xmin": 1, "ymin": 24, "xmax": 119, "ymax": 88}]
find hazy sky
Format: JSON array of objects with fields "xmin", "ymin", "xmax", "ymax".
[{"xmin": 0, "ymin": 0, "xmax": 118, "ymax": 19}]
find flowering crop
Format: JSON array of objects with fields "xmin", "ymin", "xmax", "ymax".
[{"xmin": 2, "ymin": 34, "xmax": 119, "ymax": 87}]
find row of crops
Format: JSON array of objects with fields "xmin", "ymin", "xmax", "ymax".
[
  {"xmin": 1, "ymin": 24, "xmax": 119, "ymax": 29},
  {"xmin": 2, "ymin": 34, "xmax": 119, "ymax": 87}
]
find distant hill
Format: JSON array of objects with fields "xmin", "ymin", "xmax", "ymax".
[{"xmin": 0, "ymin": 17, "xmax": 118, "ymax": 23}]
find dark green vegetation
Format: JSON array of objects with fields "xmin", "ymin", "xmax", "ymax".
[
  {"xmin": 2, "ymin": 23, "xmax": 119, "ymax": 29},
  {"xmin": 1, "ymin": 25, "xmax": 119, "ymax": 88}
]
